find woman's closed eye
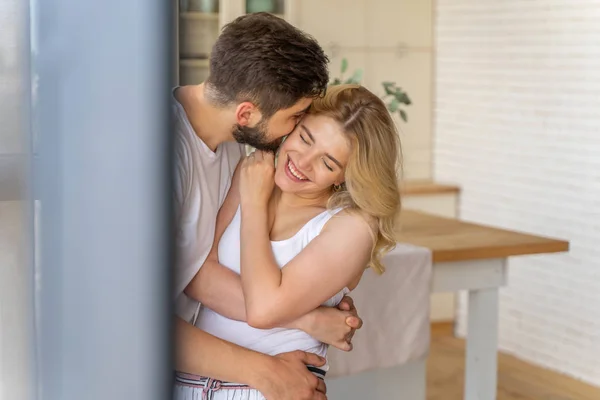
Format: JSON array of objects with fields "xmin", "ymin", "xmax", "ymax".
[{"xmin": 299, "ymin": 133, "xmax": 334, "ymax": 171}]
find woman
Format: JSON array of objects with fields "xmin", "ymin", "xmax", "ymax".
[{"xmin": 176, "ymin": 84, "xmax": 402, "ymax": 400}]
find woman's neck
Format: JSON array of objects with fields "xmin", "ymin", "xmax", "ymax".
[{"xmin": 272, "ymin": 187, "xmax": 331, "ymax": 210}]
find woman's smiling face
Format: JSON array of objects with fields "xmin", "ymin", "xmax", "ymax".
[{"xmin": 274, "ymin": 114, "xmax": 352, "ymax": 196}]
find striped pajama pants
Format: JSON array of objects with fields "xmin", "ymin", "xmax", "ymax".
[{"xmin": 173, "ymin": 366, "xmax": 327, "ymax": 400}]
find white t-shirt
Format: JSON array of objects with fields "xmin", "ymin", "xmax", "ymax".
[{"xmin": 172, "ymin": 92, "xmax": 245, "ymax": 322}]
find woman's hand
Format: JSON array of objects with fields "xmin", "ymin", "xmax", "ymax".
[{"xmin": 239, "ymin": 150, "xmax": 276, "ymax": 208}]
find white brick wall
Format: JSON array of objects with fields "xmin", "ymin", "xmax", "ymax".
[{"xmin": 434, "ymin": 0, "xmax": 600, "ymax": 386}]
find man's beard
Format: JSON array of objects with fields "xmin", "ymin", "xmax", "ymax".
[{"xmin": 232, "ymin": 118, "xmax": 281, "ymax": 153}]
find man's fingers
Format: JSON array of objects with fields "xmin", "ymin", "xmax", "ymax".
[
  {"xmin": 338, "ymin": 295, "xmax": 354, "ymax": 311},
  {"xmin": 316, "ymin": 378, "xmax": 327, "ymax": 394},
  {"xmin": 345, "ymin": 315, "xmax": 361, "ymax": 329},
  {"xmin": 299, "ymin": 351, "xmax": 326, "ymax": 367},
  {"xmin": 355, "ymin": 316, "xmax": 363, "ymax": 329},
  {"xmin": 346, "ymin": 329, "xmax": 355, "ymax": 342},
  {"xmin": 314, "ymin": 391, "xmax": 327, "ymax": 400},
  {"xmin": 331, "ymin": 340, "xmax": 351, "ymax": 352}
]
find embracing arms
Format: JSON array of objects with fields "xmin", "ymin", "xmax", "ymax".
[{"xmin": 184, "ymin": 158, "xmax": 363, "ymax": 350}]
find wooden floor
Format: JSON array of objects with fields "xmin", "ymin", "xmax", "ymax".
[{"xmin": 427, "ymin": 324, "xmax": 600, "ymax": 400}]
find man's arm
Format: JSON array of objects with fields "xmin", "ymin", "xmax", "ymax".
[
  {"xmin": 175, "ymin": 316, "xmax": 261, "ymax": 381},
  {"xmin": 175, "ymin": 317, "xmax": 327, "ymax": 400}
]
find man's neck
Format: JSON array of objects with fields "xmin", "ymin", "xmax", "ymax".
[{"xmin": 176, "ymin": 83, "xmax": 235, "ymax": 152}]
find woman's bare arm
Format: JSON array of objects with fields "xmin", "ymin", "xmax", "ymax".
[{"xmin": 240, "ymin": 203, "xmax": 374, "ymax": 329}]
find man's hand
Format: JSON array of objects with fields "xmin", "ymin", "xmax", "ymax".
[
  {"xmin": 337, "ymin": 295, "xmax": 363, "ymax": 349},
  {"xmin": 290, "ymin": 295, "xmax": 363, "ymax": 351},
  {"xmin": 256, "ymin": 351, "xmax": 327, "ymax": 400}
]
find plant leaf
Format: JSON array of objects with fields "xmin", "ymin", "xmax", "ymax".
[
  {"xmin": 331, "ymin": 78, "xmax": 342, "ymax": 85},
  {"xmin": 394, "ymin": 89, "xmax": 411, "ymax": 105},
  {"xmin": 341, "ymin": 58, "xmax": 348, "ymax": 74},
  {"xmin": 382, "ymin": 81, "xmax": 395, "ymax": 95},
  {"xmin": 399, "ymin": 109, "xmax": 408, "ymax": 122},
  {"xmin": 388, "ymin": 98, "xmax": 399, "ymax": 113}
]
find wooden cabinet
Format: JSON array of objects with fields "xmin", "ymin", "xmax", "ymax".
[
  {"xmin": 179, "ymin": 12, "xmax": 220, "ymax": 59},
  {"xmin": 177, "ymin": 0, "xmax": 221, "ymax": 85}
]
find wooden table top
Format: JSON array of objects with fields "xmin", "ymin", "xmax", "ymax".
[
  {"xmin": 396, "ymin": 210, "xmax": 569, "ymax": 263},
  {"xmin": 401, "ymin": 180, "xmax": 460, "ymax": 196}
]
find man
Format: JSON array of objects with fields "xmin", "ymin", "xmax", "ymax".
[{"xmin": 173, "ymin": 13, "xmax": 363, "ymax": 400}]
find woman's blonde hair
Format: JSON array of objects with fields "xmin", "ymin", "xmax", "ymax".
[{"xmin": 310, "ymin": 84, "xmax": 402, "ymax": 274}]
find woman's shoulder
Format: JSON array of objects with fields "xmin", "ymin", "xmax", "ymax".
[{"xmin": 326, "ymin": 208, "xmax": 379, "ymax": 237}]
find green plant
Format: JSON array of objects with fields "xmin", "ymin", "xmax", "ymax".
[{"xmin": 330, "ymin": 58, "xmax": 411, "ymax": 122}]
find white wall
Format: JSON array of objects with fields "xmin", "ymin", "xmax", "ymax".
[{"xmin": 434, "ymin": 0, "xmax": 600, "ymax": 386}]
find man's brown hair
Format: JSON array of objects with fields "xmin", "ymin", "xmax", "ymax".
[{"xmin": 206, "ymin": 13, "xmax": 329, "ymax": 117}]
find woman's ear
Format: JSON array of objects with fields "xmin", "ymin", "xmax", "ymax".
[{"xmin": 235, "ymin": 102, "xmax": 262, "ymax": 127}]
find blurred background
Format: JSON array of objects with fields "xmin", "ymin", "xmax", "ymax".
[{"xmin": 1, "ymin": 0, "xmax": 599, "ymax": 399}]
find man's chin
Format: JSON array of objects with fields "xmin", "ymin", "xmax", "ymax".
[
  {"xmin": 232, "ymin": 127, "xmax": 280, "ymax": 152},
  {"xmin": 243, "ymin": 136, "xmax": 282, "ymax": 153}
]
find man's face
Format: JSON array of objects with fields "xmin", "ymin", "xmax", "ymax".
[{"xmin": 232, "ymin": 97, "xmax": 313, "ymax": 152}]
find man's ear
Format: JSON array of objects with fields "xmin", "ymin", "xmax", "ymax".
[{"xmin": 235, "ymin": 102, "xmax": 262, "ymax": 127}]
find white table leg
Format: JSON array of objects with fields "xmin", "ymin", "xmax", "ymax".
[{"xmin": 464, "ymin": 287, "xmax": 499, "ymax": 400}]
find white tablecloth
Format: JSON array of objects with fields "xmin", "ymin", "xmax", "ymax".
[{"xmin": 327, "ymin": 243, "xmax": 432, "ymax": 378}]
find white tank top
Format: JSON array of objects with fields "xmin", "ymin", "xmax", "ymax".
[{"xmin": 195, "ymin": 205, "xmax": 349, "ymax": 361}]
